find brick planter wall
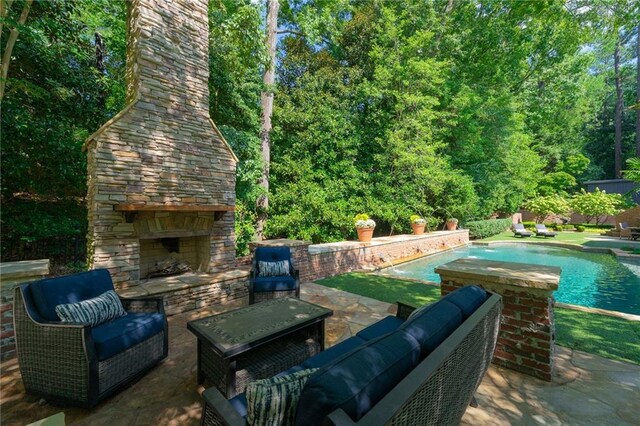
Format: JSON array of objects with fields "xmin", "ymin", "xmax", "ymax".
[
  {"xmin": 0, "ymin": 260, "xmax": 50, "ymax": 361},
  {"xmin": 251, "ymin": 231, "xmax": 469, "ymax": 283},
  {"xmin": 436, "ymin": 258, "xmax": 560, "ymax": 381}
]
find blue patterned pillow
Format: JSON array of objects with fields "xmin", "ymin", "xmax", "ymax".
[
  {"xmin": 55, "ymin": 290, "xmax": 126, "ymax": 326},
  {"xmin": 246, "ymin": 368, "xmax": 318, "ymax": 426},
  {"xmin": 258, "ymin": 260, "xmax": 290, "ymax": 277}
]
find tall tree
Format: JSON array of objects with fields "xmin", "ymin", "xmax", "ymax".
[
  {"xmin": 0, "ymin": 0, "xmax": 33, "ymax": 101},
  {"xmin": 636, "ymin": 25, "xmax": 639, "ymax": 156},
  {"xmin": 256, "ymin": 0, "xmax": 279, "ymax": 240},
  {"xmin": 614, "ymin": 32, "xmax": 623, "ymax": 177}
]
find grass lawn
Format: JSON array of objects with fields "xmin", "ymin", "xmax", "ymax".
[
  {"xmin": 480, "ymin": 230, "xmax": 602, "ymax": 245},
  {"xmin": 480, "ymin": 230, "xmax": 640, "ymax": 251},
  {"xmin": 317, "ymin": 272, "xmax": 640, "ymax": 365}
]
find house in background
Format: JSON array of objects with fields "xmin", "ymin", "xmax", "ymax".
[{"xmin": 584, "ymin": 179, "xmax": 640, "ymax": 205}]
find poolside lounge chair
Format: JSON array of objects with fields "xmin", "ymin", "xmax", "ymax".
[
  {"xmin": 619, "ymin": 222, "xmax": 632, "ymax": 240},
  {"xmin": 535, "ymin": 224, "xmax": 557, "ymax": 238},
  {"xmin": 513, "ymin": 223, "xmax": 533, "ymax": 238}
]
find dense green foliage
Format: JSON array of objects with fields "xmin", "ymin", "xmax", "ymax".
[
  {"xmin": 1, "ymin": 0, "xmax": 639, "ymax": 260},
  {"xmin": 522, "ymin": 195, "xmax": 571, "ymax": 223},
  {"xmin": 570, "ymin": 188, "xmax": 626, "ymax": 225},
  {"xmin": 464, "ymin": 218, "xmax": 513, "ymax": 239}
]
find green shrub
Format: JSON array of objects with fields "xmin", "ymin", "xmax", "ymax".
[
  {"xmin": 575, "ymin": 225, "xmax": 585, "ymax": 232},
  {"xmin": 522, "ymin": 221, "xmax": 536, "ymax": 228},
  {"xmin": 577, "ymin": 223, "xmax": 614, "ymax": 230},
  {"xmin": 464, "ymin": 218, "xmax": 513, "ymax": 239}
]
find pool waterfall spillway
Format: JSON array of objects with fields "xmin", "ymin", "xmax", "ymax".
[{"xmin": 436, "ymin": 258, "xmax": 561, "ymax": 382}]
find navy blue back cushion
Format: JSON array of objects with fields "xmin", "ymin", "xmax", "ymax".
[
  {"xmin": 254, "ymin": 247, "xmax": 291, "ymax": 272},
  {"xmin": 294, "ymin": 330, "xmax": 420, "ymax": 426},
  {"xmin": 356, "ymin": 315, "xmax": 404, "ymax": 341},
  {"xmin": 400, "ymin": 300, "xmax": 463, "ymax": 357},
  {"xmin": 442, "ymin": 285, "xmax": 487, "ymax": 318},
  {"xmin": 29, "ymin": 269, "xmax": 114, "ymax": 322}
]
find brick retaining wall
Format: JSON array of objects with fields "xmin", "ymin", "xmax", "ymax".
[{"xmin": 252, "ymin": 231, "xmax": 469, "ymax": 282}]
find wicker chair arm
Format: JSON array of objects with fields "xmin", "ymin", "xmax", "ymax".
[
  {"xmin": 201, "ymin": 387, "xmax": 246, "ymax": 426},
  {"xmin": 396, "ymin": 301, "xmax": 418, "ymax": 321},
  {"xmin": 291, "ymin": 267, "xmax": 300, "ymax": 280},
  {"xmin": 120, "ymin": 297, "xmax": 165, "ymax": 314}
]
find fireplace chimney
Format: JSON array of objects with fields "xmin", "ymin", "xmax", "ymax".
[{"xmin": 84, "ymin": 0, "xmax": 237, "ymax": 287}]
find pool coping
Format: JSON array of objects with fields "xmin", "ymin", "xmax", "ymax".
[
  {"xmin": 374, "ymin": 241, "xmax": 640, "ymax": 321},
  {"xmin": 473, "ymin": 240, "xmax": 640, "ymax": 262}
]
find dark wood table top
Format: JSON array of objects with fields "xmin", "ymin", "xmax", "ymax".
[{"xmin": 187, "ymin": 297, "xmax": 332, "ymax": 358}]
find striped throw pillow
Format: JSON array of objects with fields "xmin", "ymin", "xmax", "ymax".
[
  {"xmin": 258, "ymin": 260, "xmax": 290, "ymax": 277},
  {"xmin": 55, "ymin": 290, "xmax": 126, "ymax": 326},
  {"xmin": 246, "ymin": 368, "xmax": 318, "ymax": 426}
]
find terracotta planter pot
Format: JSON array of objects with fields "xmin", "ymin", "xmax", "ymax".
[
  {"xmin": 357, "ymin": 227, "xmax": 374, "ymax": 242},
  {"xmin": 446, "ymin": 220, "xmax": 458, "ymax": 231},
  {"xmin": 411, "ymin": 223, "xmax": 425, "ymax": 235}
]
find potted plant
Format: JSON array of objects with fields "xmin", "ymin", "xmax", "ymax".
[
  {"xmin": 354, "ymin": 213, "xmax": 376, "ymax": 242},
  {"xmin": 410, "ymin": 215, "xmax": 426, "ymax": 235},
  {"xmin": 446, "ymin": 218, "xmax": 458, "ymax": 231}
]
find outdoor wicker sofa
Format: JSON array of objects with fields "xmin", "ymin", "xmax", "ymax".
[
  {"xmin": 200, "ymin": 285, "xmax": 502, "ymax": 426},
  {"xmin": 13, "ymin": 269, "xmax": 168, "ymax": 407},
  {"xmin": 249, "ymin": 246, "xmax": 300, "ymax": 304}
]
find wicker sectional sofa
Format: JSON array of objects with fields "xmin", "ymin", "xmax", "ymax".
[
  {"xmin": 14, "ymin": 269, "xmax": 168, "ymax": 407},
  {"xmin": 201, "ymin": 285, "xmax": 502, "ymax": 426}
]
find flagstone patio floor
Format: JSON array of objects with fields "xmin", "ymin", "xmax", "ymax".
[{"xmin": 1, "ymin": 282, "xmax": 639, "ymax": 425}]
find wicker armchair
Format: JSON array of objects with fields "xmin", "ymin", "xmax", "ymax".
[
  {"xmin": 249, "ymin": 247, "xmax": 300, "ymax": 304},
  {"xmin": 14, "ymin": 269, "xmax": 168, "ymax": 407}
]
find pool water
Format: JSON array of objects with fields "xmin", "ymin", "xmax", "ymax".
[{"xmin": 387, "ymin": 244, "xmax": 640, "ymax": 315}]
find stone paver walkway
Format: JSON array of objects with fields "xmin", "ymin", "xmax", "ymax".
[{"xmin": 1, "ymin": 283, "xmax": 638, "ymax": 425}]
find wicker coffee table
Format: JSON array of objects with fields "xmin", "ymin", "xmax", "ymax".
[{"xmin": 187, "ymin": 297, "xmax": 332, "ymax": 398}]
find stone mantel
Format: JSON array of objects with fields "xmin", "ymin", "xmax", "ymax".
[
  {"xmin": 114, "ymin": 204, "xmax": 235, "ymax": 212},
  {"xmin": 435, "ymin": 258, "xmax": 560, "ymax": 291}
]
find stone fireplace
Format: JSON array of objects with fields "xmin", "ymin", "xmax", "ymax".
[{"xmin": 84, "ymin": 0, "xmax": 237, "ymax": 288}]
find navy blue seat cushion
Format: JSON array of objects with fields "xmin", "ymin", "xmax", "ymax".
[
  {"xmin": 356, "ymin": 316, "xmax": 404, "ymax": 341},
  {"xmin": 442, "ymin": 285, "xmax": 487, "ymax": 318},
  {"xmin": 91, "ymin": 312, "xmax": 165, "ymax": 361},
  {"xmin": 301, "ymin": 336, "xmax": 366, "ymax": 369},
  {"xmin": 229, "ymin": 393, "xmax": 248, "ymax": 418},
  {"xmin": 252, "ymin": 276, "xmax": 297, "ymax": 293},
  {"xmin": 29, "ymin": 269, "xmax": 114, "ymax": 322},
  {"xmin": 400, "ymin": 300, "xmax": 463, "ymax": 357},
  {"xmin": 294, "ymin": 330, "xmax": 420, "ymax": 426}
]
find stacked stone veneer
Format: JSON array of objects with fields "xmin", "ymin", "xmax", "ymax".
[
  {"xmin": 84, "ymin": 0, "xmax": 237, "ymax": 287},
  {"xmin": 0, "ymin": 260, "xmax": 50, "ymax": 361},
  {"xmin": 436, "ymin": 258, "xmax": 560, "ymax": 381},
  {"xmin": 251, "ymin": 231, "xmax": 469, "ymax": 283}
]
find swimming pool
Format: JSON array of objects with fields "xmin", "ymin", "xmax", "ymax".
[{"xmin": 386, "ymin": 244, "xmax": 640, "ymax": 315}]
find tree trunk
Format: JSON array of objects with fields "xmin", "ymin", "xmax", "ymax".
[
  {"xmin": 636, "ymin": 25, "xmax": 639, "ymax": 157},
  {"xmin": 614, "ymin": 36, "xmax": 623, "ymax": 178},
  {"xmin": 256, "ymin": 0, "xmax": 279, "ymax": 240},
  {"xmin": 95, "ymin": 32, "xmax": 107, "ymax": 110},
  {"xmin": 0, "ymin": 0, "xmax": 33, "ymax": 102}
]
